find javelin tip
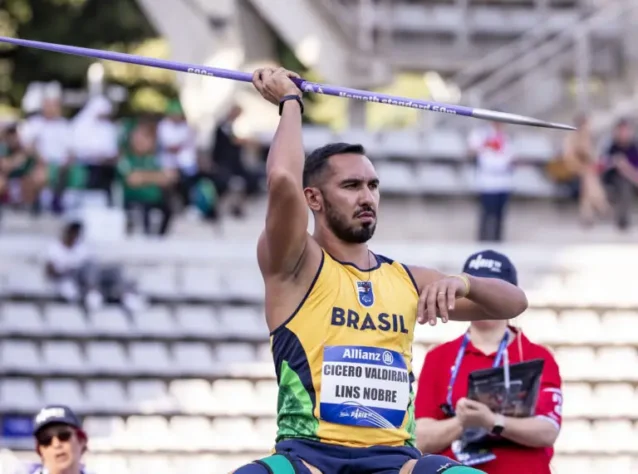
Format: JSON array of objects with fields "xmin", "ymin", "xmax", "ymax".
[{"xmin": 471, "ymin": 108, "xmax": 576, "ymax": 131}]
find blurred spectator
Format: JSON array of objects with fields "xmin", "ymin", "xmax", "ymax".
[
  {"xmin": 602, "ymin": 118, "xmax": 638, "ymax": 230},
  {"xmin": 468, "ymin": 120, "xmax": 515, "ymax": 242},
  {"xmin": 44, "ymin": 220, "xmax": 146, "ymax": 312},
  {"xmin": 211, "ymin": 104, "xmax": 263, "ymax": 217},
  {"xmin": 0, "ymin": 124, "xmax": 47, "ymax": 208},
  {"xmin": 156, "ymin": 100, "xmax": 204, "ymax": 212},
  {"xmin": 20, "ymin": 94, "xmax": 75, "ymax": 214},
  {"xmin": 158, "ymin": 99, "xmax": 198, "ymax": 177},
  {"xmin": 561, "ymin": 114, "xmax": 609, "ymax": 227},
  {"xmin": 118, "ymin": 121, "xmax": 176, "ymax": 236},
  {"xmin": 71, "ymin": 96, "xmax": 119, "ymax": 206}
]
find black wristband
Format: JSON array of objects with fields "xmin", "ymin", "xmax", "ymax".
[{"xmin": 279, "ymin": 95, "xmax": 304, "ymax": 116}]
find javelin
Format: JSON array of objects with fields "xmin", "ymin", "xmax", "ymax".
[{"xmin": 0, "ymin": 36, "xmax": 575, "ymax": 131}]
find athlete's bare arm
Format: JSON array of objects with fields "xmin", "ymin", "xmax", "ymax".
[
  {"xmin": 407, "ymin": 266, "xmax": 528, "ymax": 324},
  {"xmin": 252, "ymin": 67, "xmax": 323, "ymax": 331}
]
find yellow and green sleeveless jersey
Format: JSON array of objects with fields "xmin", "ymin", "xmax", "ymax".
[{"xmin": 270, "ymin": 249, "xmax": 419, "ymax": 448}]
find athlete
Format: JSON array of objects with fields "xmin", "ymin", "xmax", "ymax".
[{"xmin": 232, "ymin": 67, "xmax": 529, "ymax": 474}]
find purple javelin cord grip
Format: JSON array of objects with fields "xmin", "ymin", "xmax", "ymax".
[{"xmin": 0, "ymin": 36, "xmax": 575, "ymax": 131}]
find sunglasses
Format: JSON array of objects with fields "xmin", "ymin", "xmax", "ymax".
[{"xmin": 36, "ymin": 428, "xmax": 73, "ymax": 447}]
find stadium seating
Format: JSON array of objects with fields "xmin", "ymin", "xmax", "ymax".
[
  {"xmin": 257, "ymin": 125, "xmax": 564, "ymax": 199},
  {"xmin": 1, "ymin": 238, "xmax": 638, "ymax": 474}
]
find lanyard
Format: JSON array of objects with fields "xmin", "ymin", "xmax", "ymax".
[{"xmin": 446, "ymin": 331, "xmax": 509, "ymax": 408}]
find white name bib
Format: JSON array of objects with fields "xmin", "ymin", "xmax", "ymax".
[{"xmin": 319, "ymin": 345, "xmax": 410, "ymax": 429}]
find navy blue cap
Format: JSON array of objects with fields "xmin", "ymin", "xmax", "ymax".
[
  {"xmin": 462, "ymin": 250, "xmax": 518, "ymax": 286},
  {"xmin": 33, "ymin": 405, "xmax": 82, "ymax": 435}
]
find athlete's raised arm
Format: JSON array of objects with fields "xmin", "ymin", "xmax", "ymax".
[
  {"xmin": 407, "ymin": 266, "xmax": 528, "ymax": 325},
  {"xmin": 252, "ymin": 67, "xmax": 309, "ymax": 276}
]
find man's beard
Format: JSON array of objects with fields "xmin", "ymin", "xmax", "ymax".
[{"xmin": 325, "ymin": 198, "xmax": 376, "ymax": 244}]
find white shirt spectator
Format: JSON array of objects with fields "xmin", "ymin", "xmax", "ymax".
[
  {"xmin": 157, "ymin": 117, "xmax": 198, "ymax": 174},
  {"xmin": 20, "ymin": 115, "xmax": 72, "ymax": 165},
  {"xmin": 71, "ymin": 96, "xmax": 119, "ymax": 165},
  {"xmin": 45, "ymin": 240, "xmax": 90, "ymax": 275},
  {"xmin": 468, "ymin": 124, "xmax": 515, "ymax": 193}
]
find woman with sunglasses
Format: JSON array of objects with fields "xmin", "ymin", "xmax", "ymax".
[
  {"xmin": 414, "ymin": 251, "xmax": 563, "ymax": 474},
  {"xmin": 27, "ymin": 405, "xmax": 89, "ymax": 474}
]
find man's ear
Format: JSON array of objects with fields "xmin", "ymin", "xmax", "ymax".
[{"xmin": 304, "ymin": 187, "xmax": 323, "ymax": 212}]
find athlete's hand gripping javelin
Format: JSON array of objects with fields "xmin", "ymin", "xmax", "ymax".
[
  {"xmin": 252, "ymin": 67, "xmax": 301, "ymax": 105},
  {"xmin": 417, "ymin": 275, "xmax": 470, "ymax": 326}
]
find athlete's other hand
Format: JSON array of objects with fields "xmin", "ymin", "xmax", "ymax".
[
  {"xmin": 455, "ymin": 397, "xmax": 495, "ymax": 431},
  {"xmin": 252, "ymin": 67, "xmax": 301, "ymax": 105},
  {"xmin": 416, "ymin": 275, "xmax": 469, "ymax": 325}
]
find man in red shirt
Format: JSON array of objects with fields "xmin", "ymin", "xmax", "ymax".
[{"xmin": 414, "ymin": 250, "xmax": 562, "ymax": 474}]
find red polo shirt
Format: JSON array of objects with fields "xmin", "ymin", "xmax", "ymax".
[{"xmin": 414, "ymin": 328, "xmax": 562, "ymax": 474}]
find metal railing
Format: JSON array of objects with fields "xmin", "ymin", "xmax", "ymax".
[
  {"xmin": 469, "ymin": 0, "xmax": 632, "ymax": 102},
  {"xmin": 452, "ymin": 3, "xmax": 595, "ymax": 91}
]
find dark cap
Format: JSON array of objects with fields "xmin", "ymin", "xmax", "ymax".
[
  {"xmin": 33, "ymin": 405, "xmax": 82, "ymax": 435},
  {"xmin": 462, "ymin": 250, "xmax": 518, "ymax": 286}
]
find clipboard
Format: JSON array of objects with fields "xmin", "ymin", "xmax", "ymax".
[{"xmin": 467, "ymin": 358, "xmax": 545, "ymax": 417}]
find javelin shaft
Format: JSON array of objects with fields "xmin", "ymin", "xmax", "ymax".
[{"xmin": 0, "ymin": 36, "xmax": 575, "ymax": 131}]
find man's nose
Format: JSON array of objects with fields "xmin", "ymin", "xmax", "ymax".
[{"xmin": 359, "ymin": 188, "xmax": 375, "ymax": 207}]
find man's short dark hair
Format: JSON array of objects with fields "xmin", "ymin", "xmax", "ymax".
[
  {"xmin": 303, "ymin": 142, "xmax": 366, "ymax": 188},
  {"xmin": 64, "ymin": 221, "xmax": 83, "ymax": 236}
]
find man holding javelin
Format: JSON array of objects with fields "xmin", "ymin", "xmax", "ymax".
[{"xmin": 232, "ymin": 67, "xmax": 528, "ymax": 474}]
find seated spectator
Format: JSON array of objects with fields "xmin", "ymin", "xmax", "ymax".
[
  {"xmin": 158, "ymin": 99, "xmax": 198, "ymax": 178},
  {"xmin": 0, "ymin": 123, "xmax": 47, "ymax": 208},
  {"xmin": 602, "ymin": 118, "xmax": 638, "ymax": 230},
  {"xmin": 118, "ymin": 121, "xmax": 176, "ymax": 236},
  {"xmin": 71, "ymin": 96, "xmax": 119, "ymax": 206},
  {"xmin": 20, "ymin": 94, "xmax": 76, "ymax": 214},
  {"xmin": 157, "ymin": 99, "xmax": 221, "ymax": 219},
  {"xmin": 210, "ymin": 104, "xmax": 263, "ymax": 217},
  {"xmin": 45, "ymin": 220, "xmax": 145, "ymax": 312},
  {"xmin": 561, "ymin": 113, "xmax": 609, "ymax": 227}
]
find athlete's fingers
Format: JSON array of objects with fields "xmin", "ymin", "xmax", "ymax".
[
  {"xmin": 416, "ymin": 290, "xmax": 427, "ymax": 324},
  {"xmin": 253, "ymin": 68, "xmax": 277, "ymax": 104},
  {"xmin": 447, "ymin": 283, "xmax": 456, "ymax": 312},
  {"xmin": 252, "ymin": 68, "xmax": 264, "ymax": 89},
  {"xmin": 426, "ymin": 286, "xmax": 438, "ymax": 326},
  {"xmin": 437, "ymin": 290, "xmax": 448, "ymax": 323}
]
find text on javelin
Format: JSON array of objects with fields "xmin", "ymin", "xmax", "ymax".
[{"xmin": 337, "ymin": 92, "xmax": 457, "ymax": 114}]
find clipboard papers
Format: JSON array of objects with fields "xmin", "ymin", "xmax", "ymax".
[
  {"xmin": 451, "ymin": 359, "xmax": 546, "ymax": 466},
  {"xmin": 467, "ymin": 358, "xmax": 545, "ymax": 417}
]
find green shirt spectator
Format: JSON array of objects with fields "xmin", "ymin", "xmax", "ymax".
[{"xmin": 118, "ymin": 152, "xmax": 165, "ymax": 204}]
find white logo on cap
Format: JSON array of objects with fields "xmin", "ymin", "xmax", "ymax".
[
  {"xmin": 468, "ymin": 254, "xmax": 502, "ymax": 273},
  {"xmin": 35, "ymin": 407, "xmax": 65, "ymax": 425}
]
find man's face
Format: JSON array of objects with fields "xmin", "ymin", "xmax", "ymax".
[
  {"xmin": 616, "ymin": 123, "xmax": 634, "ymax": 144},
  {"xmin": 42, "ymin": 99, "xmax": 62, "ymax": 119},
  {"xmin": 308, "ymin": 153, "xmax": 380, "ymax": 244},
  {"xmin": 36, "ymin": 424, "xmax": 84, "ymax": 473}
]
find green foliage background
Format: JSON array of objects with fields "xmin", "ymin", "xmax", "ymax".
[
  {"xmin": 0, "ymin": 0, "xmax": 432, "ymax": 129},
  {"xmin": 0, "ymin": 0, "xmax": 175, "ymax": 117}
]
